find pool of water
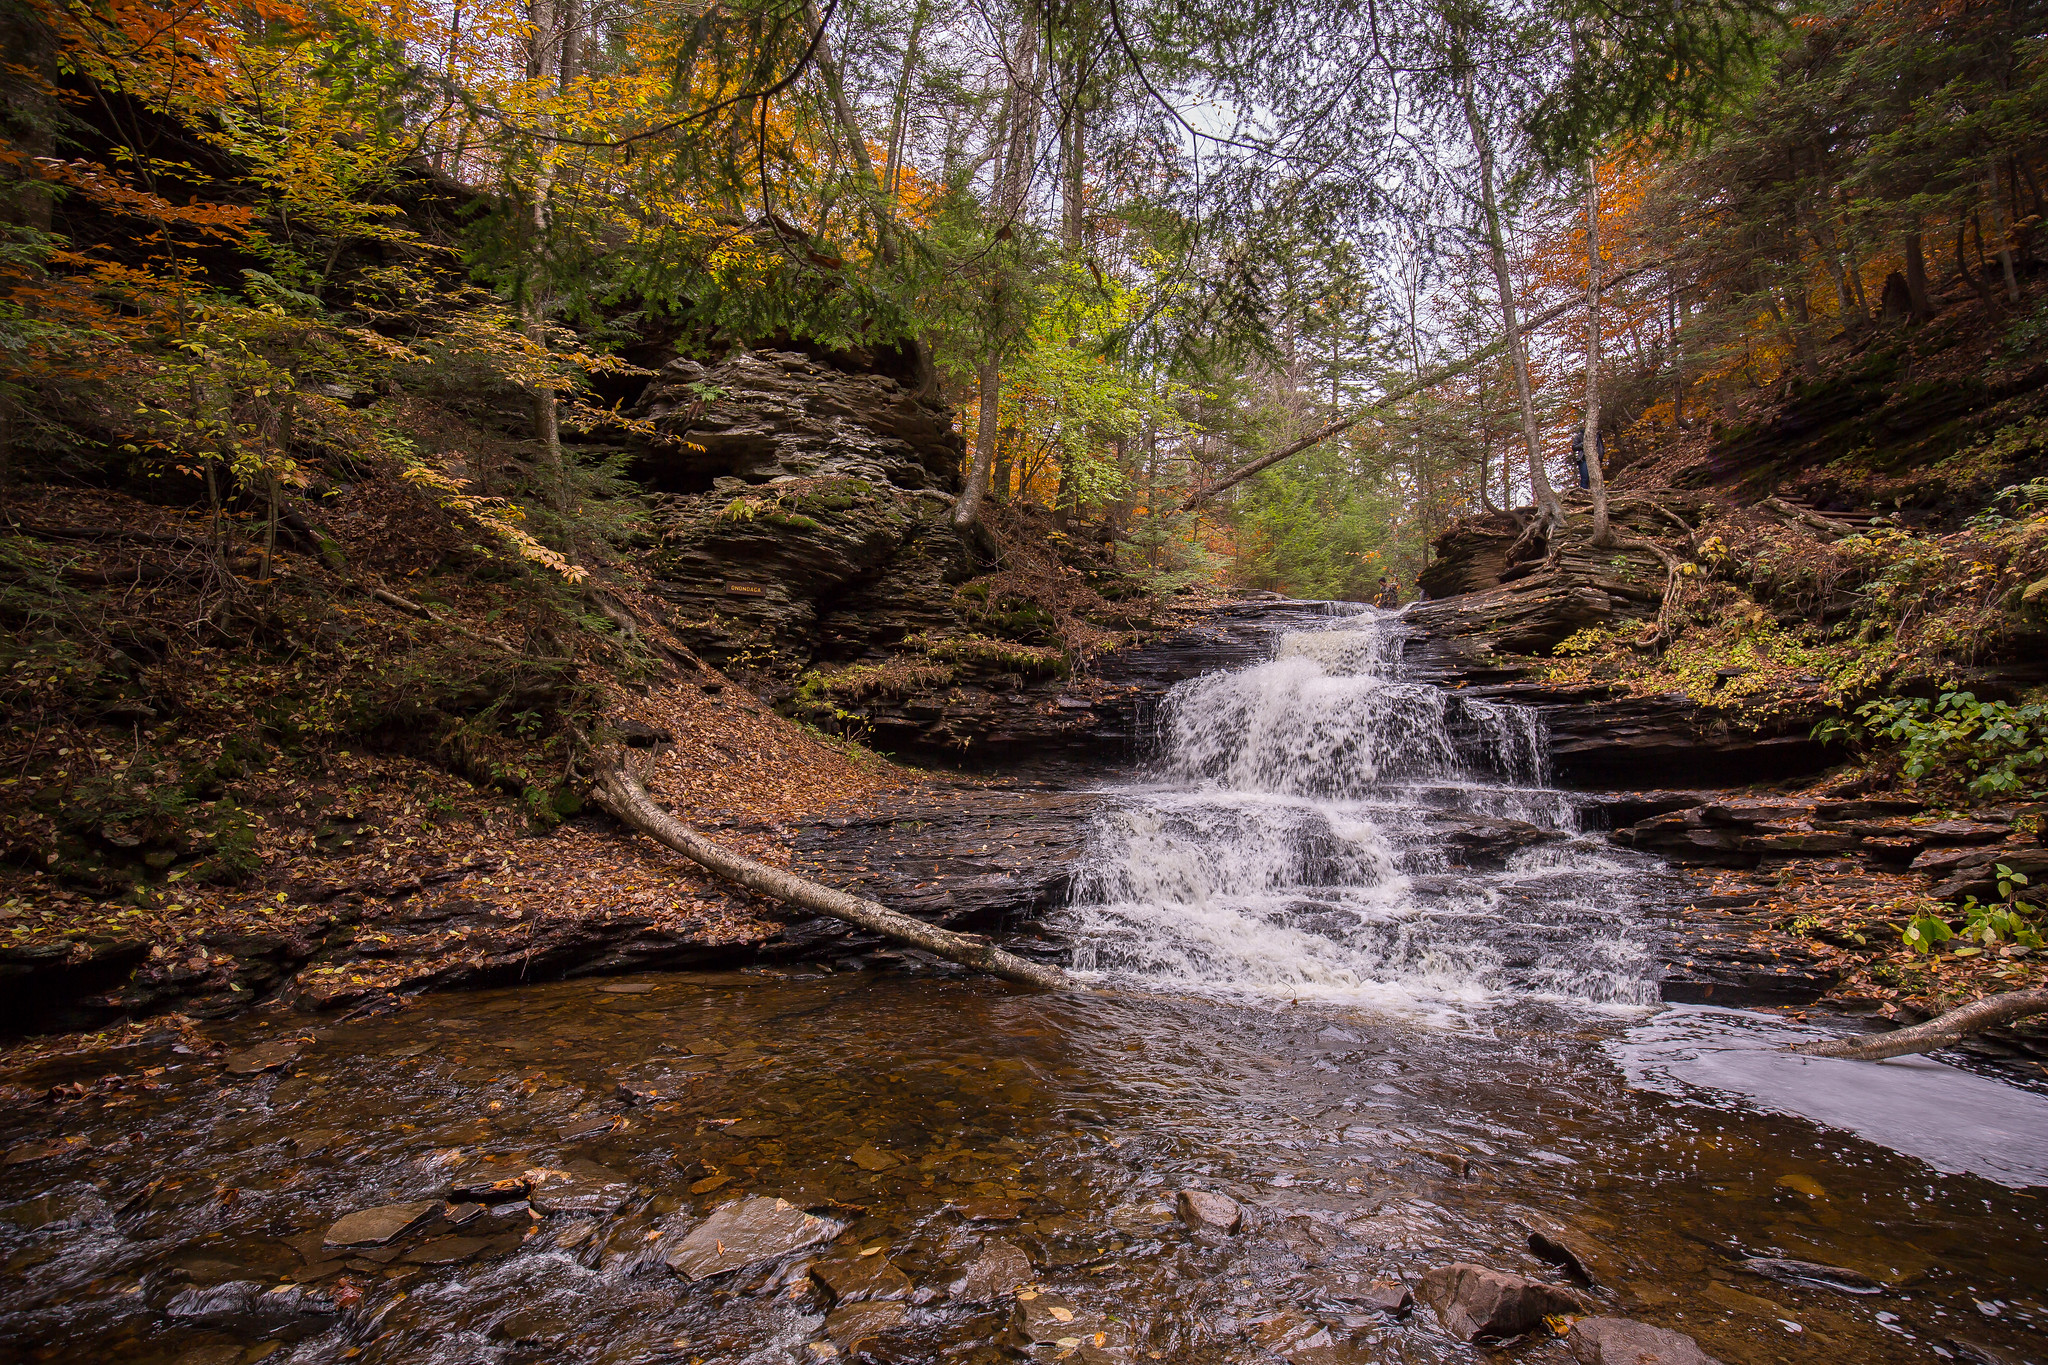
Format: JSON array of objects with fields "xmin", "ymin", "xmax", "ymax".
[{"xmin": 2, "ymin": 969, "xmax": 2042, "ymax": 1365}]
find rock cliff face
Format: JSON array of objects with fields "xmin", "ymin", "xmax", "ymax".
[
  {"xmin": 635, "ymin": 350, "xmax": 968, "ymax": 678},
  {"xmin": 1401, "ymin": 498, "xmax": 1828, "ymax": 786}
]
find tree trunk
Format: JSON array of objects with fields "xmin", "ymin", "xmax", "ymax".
[
  {"xmin": 881, "ymin": 0, "xmax": 931, "ymax": 201},
  {"xmin": 1583, "ymin": 161, "xmax": 1611, "ymax": 548},
  {"xmin": 593, "ymin": 759, "xmax": 1068, "ymax": 989},
  {"xmin": 1462, "ymin": 78, "xmax": 1562, "ymax": 534},
  {"xmin": 1988, "ymin": 162, "xmax": 2022, "ymax": 302},
  {"xmin": 1905, "ymin": 227, "xmax": 1935, "ymax": 319},
  {"xmin": 1790, "ymin": 990, "xmax": 2048, "ymax": 1061},
  {"xmin": 954, "ymin": 358, "xmax": 1002, "ymax": 530}
]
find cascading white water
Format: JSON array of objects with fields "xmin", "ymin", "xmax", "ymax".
[{"xmin": 1061, "ymin": 605, "xmax": 1658, "ymax": 1011}]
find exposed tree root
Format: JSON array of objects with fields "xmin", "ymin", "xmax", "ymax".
[
  {"xmin": 591, "ymin": 755, "xmax": 1070, "ymax": 989},
  {"xmin": 1791, "ymin": 989, "xmax": 2048, "ymax": 1060}
]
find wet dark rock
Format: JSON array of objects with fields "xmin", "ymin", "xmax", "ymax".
[
  {"xmin": 1424, "ymin": 812, "xmax": 1567, "ymax": 869},
  {"xmin": 812, "ymin": 1252, "xmax": 913, "ymax": 1303},
  {"xmin": 1416, "ymin": 1263, "xmax": 1592, "ymax": 1341},
  {"xmin": 527, "ymin": 1160, "xmax": 634, "ymax": 1216},
  {"xmin": 401, "ymin": 1234, "xmax": 503, "ymax": 1265},
  {"xmin": 848, "ymin": 1143, "xmax": 901, "ymax": 1172},
  {"xmin": 825, "ymin": 1298, "xmax": 909, "ymax": 1350},
  {"xmin": 493, "ymin": 1307, "xmax": 574, "ymax": 1342},
  {"xmin": 223, "ymin": 1039, "xmax": 306, "ymax": 1075},
  {"xmin": 448, "ymin": 1160, "xmax": 532, "ymax": 1202},
  {"xmin": 323, "ymin": 1199, "xmax": 441, "ymax": 1247},
  {"xmin": 1737, "ymin": 1256, "xmax": 1885, "ymax": 1295},
  {"xmin": 1011, "ymin": 1289, "xmax": 1090, "ymax": 1343},
  {"xmin": 955, "ymin": 1238, "xmax": 1033, "ymax": 1302},
  {"xmin": 1519, "ymin": 1214, "xmax": 1615, "ymax": 1286},
  {"xmin": 1567, "ymin": 1316, "xmax": 1723, "ymax": 1365},
  {"xmin": 667, "ymin": 1196, "xmax": 842, "ymax": 1280},
  {"xmin": 1176, "ymin": 1189, "xmax": 1243, "ymax": 1235},
  {"xmin": 791, "ymin": 792, "xmax": 1099, "ymax": 932},
  {"xmin": 1301, "ymin": 1268, "xmax": 1409, "ymax": 1314},
  {"xmin": 2, "ymin": 1135, "xmax": 90, "ymax": 1166},
  {"xmin": 163, "ymin": 1279, "xmax": 338, "ymax": 1334},
  {"xmin": 0, "ymin": 1182, "xmax": 115, "ymax": 1231},
  {"xmin": 1251, "ymin": 1309, "xmax": 1337, "ymax": 1355},
  {"xmin": 950, "ymin": 1198, "xmax": 1022, "ymax": 1222}
]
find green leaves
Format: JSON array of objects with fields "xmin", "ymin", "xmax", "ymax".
[
  {"xmin": 1850, "ymin": 690, "xmax": 2047, "ymax": 800},
  {"xmin": 1900, "ymin": 912, "xmax": 1953, "ymax": 954}
]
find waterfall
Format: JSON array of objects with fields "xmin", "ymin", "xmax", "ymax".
[{"xmin": 1061, "ymin": 606, "xmax": 1658, "ymax": 1011}]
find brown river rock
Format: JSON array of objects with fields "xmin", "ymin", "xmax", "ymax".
[
  {"xmin": 1567, "ymin": 1316, "xmax": 1723, "ymax": 1365},
  {"xmin": 666, "ymin": 1196, "xmax": 842, "ymax": 1280},
  {"xmin": 1416, "ymin": 1263, "xmax": 1591, "ymax": 1340},
  {"xmin": 322, "ymin": 1200, "xmax": 440, "ymax": 1247}
]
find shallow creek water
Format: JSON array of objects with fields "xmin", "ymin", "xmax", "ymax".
[
  {"xmin": 2, "ymin": 976, "xmax": 2045, "ymax": 1365},
  {"xmin": 4, "ymin": 607, "xmax": 2046, "ymax": 1364}
]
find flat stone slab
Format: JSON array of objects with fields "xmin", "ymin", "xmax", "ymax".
[
  {"xmin": 527, "ymin": 1160, "xmax": 634, "ymax": 1216},
  {"xmin": 1568, "ymin": 1316, "xmax": 1723, "ymax": 1365},
  {"xmin": 848, "ymin": 1143, "xmax": 901, "ymax": 1171},
  {"xmin": 825, "ymin": 1300, "xmax": 907, "ymax": 1350},
  {"xmin": 323, "ymin": 1200, "xmax": 441, "ymax": 1248},
  {"xmin": 812, "ymin": 1253, "xmax": 913, "ymax": 1303},
  {"xmin": 666, "ymin": 1196, "xmax": 842, "ymax": 1280},
  {"xmin": 225, "ymin": 1039, "xmax": 306, "ymax": 1075},
  {"xmin": 957, "ymin": 1238, "xmax": 1033, "ymax": 1302},
  {"xmin": 1012, "ymin": 1289, "xmax": 1090, "ymax": 1344}
]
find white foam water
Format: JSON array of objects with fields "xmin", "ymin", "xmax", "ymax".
[{"xmin": 1061, "ymin": 606, "xmax": 1659, "ymax": 1011}]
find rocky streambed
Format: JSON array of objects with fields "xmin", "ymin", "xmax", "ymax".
[{"xmin": 3, "ymin": 971, "xmax": 2045, "ymax": 1365}]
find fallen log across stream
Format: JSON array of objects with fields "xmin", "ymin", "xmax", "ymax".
[
  {"xmin": 1790, "ymin": 989, "xmax": 2048, "ymax": 1061},
  {"xmin": 592, "ymin": 757, "xmax": 1070, "ymax": 989}
]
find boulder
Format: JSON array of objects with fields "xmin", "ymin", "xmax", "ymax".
[
  {"xmin": 1416, "ymin": 1263, "xmax": 1591, "ymax": 1340},
  {"xmin": 1567, "ymin": 1316, "xmax": 1723, "ymax": 1365}
]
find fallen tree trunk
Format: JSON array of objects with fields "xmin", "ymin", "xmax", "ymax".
[
  {"xmin": 1791, "ymin": 989, "xmax": 2048, "ymax": 1061},
  {"xmin": 592, "ymin": 758, "xmax": 1069, "ymax": 990},
  {"xmin": 1177, "ymin": 259, "xmax": 1666, "ymax": 513}
]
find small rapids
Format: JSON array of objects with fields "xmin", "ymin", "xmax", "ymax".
[{"xmin": 1062, "ymin": 607, "xmax": 1658, "ymax": 1009}]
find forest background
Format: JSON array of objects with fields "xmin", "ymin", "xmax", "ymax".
[{"xmin": 5, "ymin": 0, "xmax": 2041, "ymax": 603}]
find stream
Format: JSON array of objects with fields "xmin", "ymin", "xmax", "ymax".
[{"xmin": 3, "ymin": 607, "xmax": 2045, "ymax": 1365}]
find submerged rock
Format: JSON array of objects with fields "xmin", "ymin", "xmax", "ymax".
[
  {"xmin": 1416, "ymin": 1263, "xmax": 1591, "ymax": 1340},
  {"xmin": 1176, "ymin": 1189, "xmax": 1243, "ymax": 1235},
  {"xmin": 1737, "ymin": 1256, "xmax": 1884, "ymax": 1295},
  {"xmin": 1567, "ymin": 1316, "xmax": 1723, "ymax": 1364},
  {"xmin": 224, "ymin": 1039, "xmax": 305, "ymax": 1075},
  {"xmin": 666, "ymin": 1196, "xmax": 841, "ymax": 1280},
  {"xmin": 164, "ymin": 1279, "xmax": 338, "ymax": 1333},
  {"xmin": 323, "ymin": 1200, "xmax": 441, "ymax": 1247},
  {"xmin": 825, "ymin": 1299, "xmax": 908, "ymax": 1350},
  {"xmin": 1011, "ymin": 1288, "xmax": 1090, "ymax": 1344},
  {"xmin": 812, "ymin": 1252, "xmax": 913, "ymax": 1303},
  {"xmin": 527, "ymin": 1160, "xmax": 635, "ymax": 1216},
  {"xmin": 0, "ymin": 1182, "xmax": 115, "ymax": 1231},
  {"xmin": 956, "ymin": 1238, "xmax": 1033, "ymax": 1302}
]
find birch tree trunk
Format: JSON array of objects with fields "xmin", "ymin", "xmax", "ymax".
[{"xmin": 1462, "ymin": 78, "xmax": 1562, "ymax": 534}]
